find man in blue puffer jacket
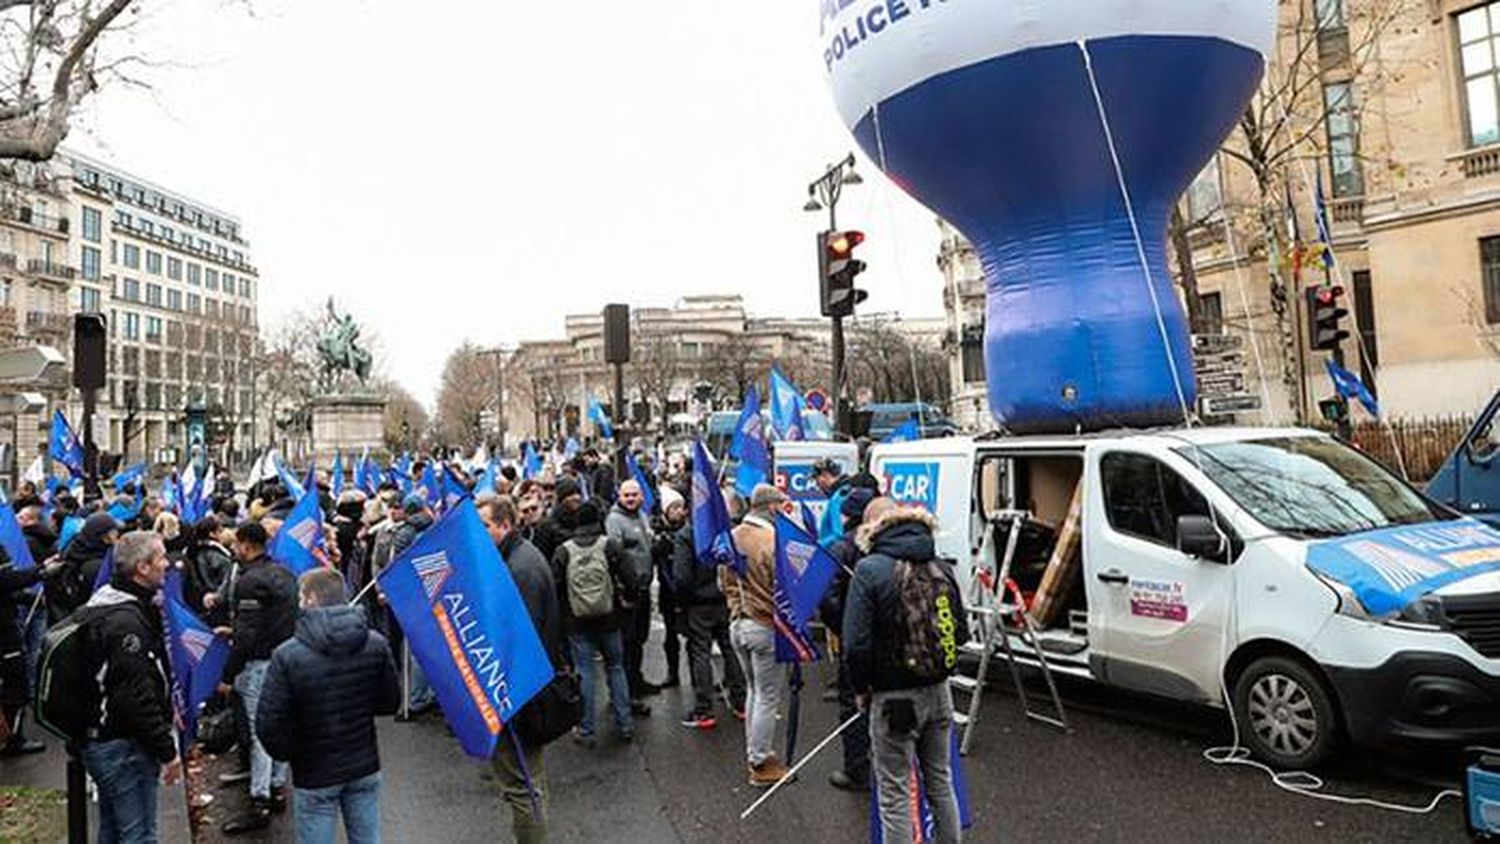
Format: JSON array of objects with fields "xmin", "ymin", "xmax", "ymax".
[{"xmin": 257, "ymin": 568, "xmax": 400, "ymax": 844}]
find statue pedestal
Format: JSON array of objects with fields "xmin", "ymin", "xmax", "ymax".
[{"xmin": 311, "ymin": 395, "xmax": 386, "ymax": 466}]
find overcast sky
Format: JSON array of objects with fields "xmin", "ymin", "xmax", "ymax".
[{"xmin": 66, "ymin": 0, "xmax": 946, "ymax": 406}]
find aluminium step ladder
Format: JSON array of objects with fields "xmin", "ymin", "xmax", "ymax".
[{"xmin": 950, "ymin": 510, "xmax": 1069, "ymax": 755}]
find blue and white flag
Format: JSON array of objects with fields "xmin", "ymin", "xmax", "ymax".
[
  {"xmin": 587, "ymin": 397, "xmax": 615, "ymax": 440},
  {"xmin": 440, "ymin": 464, "xmax": 470, "ymax": 513},
  {"xmin": 0, "ymin": 489, "xmax": 34, "ymax": 571},
  {"xmin": 107, "ymin": 489, "xmax": 146, "ymax": 526},
  {"xmin": 691, "ymin": 439, "xmax": 744, "ymax": 576},
  {"xmin": 563, "ymin": 438, "xmax": 581, "ymax": 460},
  {"xmin": 160, "ymin": 472, "xmax": 181, "ymax": 515},
  {"xmin": 267, "ymin": 487, "xmax": 329, "ymax": 577},
  {"xmin": 111, "ymin": 462, "xmax": 148, "ymax": 493},
  {"xmin": 331, "ymin": 452, "xmax": 345, "ymax": 499},
  {"xmin": 355, "ymin": 451, "xmax": 374, "ymax": 496},
  {"xmin": 1325, "ymin": 359, "xmax": 1380, "ymax": 418},
  {"xmin": 625, "ymin": 451, "xmax": 656, "ymax": 514},
  {"xmin": 49, "ymin": 410, "xmax": 84, "ymax": 478},
  {"xmin": 377, "ymin": 500, "xmax": 554, "ymax": 760},
  {"xmin": 476, "ymin": 459, "xmax": 499, "ymax": 498},
  {"xmin": 1314, "ymin": 170, "xmax": 1336, "ymax": 270},
  {"xmin": 522, "ymin": 443, "xmax": 543, "ymax": 481},
  {"xmin": 57, "ymin": 513, "xmax": 83, "ymax": 554},
  {"xmin": 91, "ymin": 546, "xmax": 117, "ymax": 593},
  {"xmin": 1305, "ymin": 521, "xmax": 1500, "ymax": 618},
  {"xmin": 420, "ymin": 463, "xmax": 441, "ymax": 507},
  {"xmin": 772, "ymin": 514, "xmax": 839, "ymax": 664},
  {"xmin": 731, "ymin": 386, "xmax": 771, "ymax": 497},
  {"xmin": 162, "ymin": 569, "xmax": 230, "ymax": 746},
  {"xmin": 769, "ymin": 366, "xmax": 807, "ymax": 442},
  {"xmin": 275, "ymin": 455, "xmax": 305, "ymax": 500},
  {"xmin": 885, "ymin": 418, "xmax": 921, "ymax": 444},
  {"xmin": 868, "ymin": 727, "xmax": 973, "ymax": 843}
]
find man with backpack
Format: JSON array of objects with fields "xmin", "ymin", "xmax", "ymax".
[
  {"xmin": 550, "ymin": 500, "xmax": 633, "ymax": 746},
  {"xmin": 67, "ymin": 531, "xmax": 181, "ymax": 843},
  {"xmin": 843, "ymin": 498, "xmax": 970, "ymax": 844}
]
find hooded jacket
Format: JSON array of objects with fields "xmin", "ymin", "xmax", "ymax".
[
  {"xmin": 225, "ymin": 554, "xmax": 298, "ymax": 681},
  {"xmin": 48, "ymin": 512, "xmax": 116, "ymax": 621},
  {"xmin": 723, "ymin": 514, "xmax": 777, "ymax": 626},
  {"xmin": 843, "ymin": 508, "xmax": 970, "ymax": 694},
  {"xmin": 256, "ymin": 605, "xmax": 400, "ymax": 789},
  {"xmin": 85, "ymin": 579, "xmax": 176, "ymax": 764}
]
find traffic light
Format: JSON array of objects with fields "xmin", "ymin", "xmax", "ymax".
[
  {"xmin": 819, "ymin": 229, "xmax": 869, "ymax": 318},
  {"xmin": 72, "ymin": 312, "xmax": 107, "ymax": 390},
  {"xmin": 1306, "ymin": 284, "xmax": 1350, "ymax": 352}
]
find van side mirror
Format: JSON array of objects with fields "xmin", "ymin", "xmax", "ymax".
[{"xmin": 1177, "ymin": 515, "xmax": 1229, "ymax": 563}]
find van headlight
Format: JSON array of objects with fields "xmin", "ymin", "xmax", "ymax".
[
  {"xmin": 1315, "ymin": 573, "xmax": 1370, "ymax": 621},
  {"xmin": 1389, "ymin": 595, "xmax": 1447, "ymax": 632}
]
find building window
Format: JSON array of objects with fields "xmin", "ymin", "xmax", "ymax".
[
  {"xmin": 205, "ymin": 268, "xmax": 219, "ymax": 291},
  {"xmin": 145, "ymin": 316, "xmax": 162, "ymax": 343},
  {"xmin": 122, "ymin": 278, "xmax": 140, "ymax": 301},
  {"xmin": 110, "ymin": 239, "xmax": 117, "ymax": 264},
  {"xmin": 81, "ymin": 207, "xmax": 101, "ymax": 243},
  {"xmin": 1351, "ymin": 269, "xmax": 1379, "ymax": 395},
  {"xmin": 1316, "ymin": 0, "xmax": 1349, "ymax": 66},
  {"xmin": 145, "ymin": 251, "xmax": 161, "ymax": 275},
  {"xmin": 168, "ymin": 289, "xmax": 182, "ymax": 311},
  {"xmin": 1482, "ymin": 236, "xmax": 1500, "ymax": 323},
  {"xmin": 1184, "ymin": 157, "xmax": 1223, "ymax": 224},
  {"xmin": 205, "ymin": 299, "xmax": 219, "ymax": 319},
  {"xmin": 123, "ymin": 312, "xmax": 139, "ymax": 340},
  {"xmin": 1323, "ymin": 82, "xmax": 1363, "ymax": 197},
  {"xmin": 187, "ymin": 263, "xmax": 200, "ymax": 286},
  {"xmin": 960, "ymin": 324, "xmax": 985, "ymax": 385},
  {"xmin": 146, "ymin": 283, "xmax": 162, "ymax": 307},
  {"xmin": 80, "ymin": 246, "xmax": 100, "ymax": 281},
  {"xmin": 1463, "ymin": 5, "xmax": 1500, "ymax": 147},
  {"xmin": 122, "ymin": 243, "xmax": 140, "ymax": 269},
  {"xmin": 1198, "ymin": 292, "xmax": 1225, "ymax": 335},
  {"xmin": 187, "ymin": 293, "xmax": 201, "ymax": 314},
  {"xmin": 167, "ymin": 257, "xmax": 181, "ymax": 280},
  {"xmin": 81, "ymin": 287, "xmax": 100, "ymax": 312}
]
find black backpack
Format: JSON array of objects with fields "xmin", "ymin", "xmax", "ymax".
[
  {"xmin": 892, "ymin": 559, "xmax": 968, "ymax": 684},
  {"xmin": 34, "ymin": 604, "xmax": 132, "ymax": 741}
]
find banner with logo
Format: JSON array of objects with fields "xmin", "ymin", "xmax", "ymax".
[
  {"xmin": 162, "ymin": 569, "xmax": 230, "ymax": 745},
  {"xmin": 1305, "ymin": 520, "xmax": 1500, "ymax": 618},
  {"xmin": 772, "ymin": 514, "xmax": 839, "ymax": 664},
  {"xmin": 378, "ymin": 499, "xmax": 553, "ymax": 759}
]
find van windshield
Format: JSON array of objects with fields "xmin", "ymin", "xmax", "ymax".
[{"xmin": 1175, "ymin": 436, "xmax": 1451, "ymax": 539}]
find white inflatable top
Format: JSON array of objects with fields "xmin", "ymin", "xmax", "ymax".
[{"xmin": 821, "ymin": 0, "xmax": 1278, "ymax": 129}]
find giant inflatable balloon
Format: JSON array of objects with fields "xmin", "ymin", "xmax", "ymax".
[{"xmin": 821, "ymin": 1, "xmax": 1276, "ymax": 433}]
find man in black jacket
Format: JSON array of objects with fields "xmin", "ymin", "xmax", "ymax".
[
  {"xmin": 218, "ymin": 521, "xmax": 297, "ymax": 835},
  {"xmin": 257, "ymin": 568, "xmax": 398, "ymax": 844},
  {"xmin": 0, "ymin": 546, "xmax": 61, "ymax": 756},
  {"xmin": 80, "ymin": 531, "xmax": 182, "ymax": 843},
  {"xmin": 671, "ymin": 509, "xmax": 746, "ymax": 730},
  {"xmin": 480, "ymin": 496, "xmax": 565, "ymax": 844},
  {"xmin": 843, "ymin": 500, "xmax": 970, "ymax": 844}
]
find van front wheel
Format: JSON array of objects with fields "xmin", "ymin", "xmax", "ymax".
[{"xmin": 1231, "ymin": 656, "xmax": 1338, "ymax": 769}]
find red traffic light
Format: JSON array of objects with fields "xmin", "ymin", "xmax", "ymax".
[
  {"xmin": 1314, "ymin": 284, "xmax": 1344, "ymax": 305},
  {"xmin": 827, "ymin": 230, "xmax": 865, "ymax": 257}
]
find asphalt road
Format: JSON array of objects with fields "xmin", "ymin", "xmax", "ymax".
[{"xmin": 186, "ymin": 630, "xmax": 1472, "ymax": 843}]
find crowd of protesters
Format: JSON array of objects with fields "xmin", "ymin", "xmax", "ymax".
[{"xmin": 0, "ymin": 438, "xmax": 966, "ymax": 844}]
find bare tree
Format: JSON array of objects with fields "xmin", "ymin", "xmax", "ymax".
[
  {"xmin": 433, "ymin": 342, "xmax": 496, "ymax": 450},
  {"xmin": 630, "ymin": 331, "xmax": 679, "ymax": 433},
  {"xmin": 381, "ymin": 380, "xmax": 428, "ymax": 456},
  {"xmin": 702, "ymin": 333, "xmax": 768, "ymax": 403},
  {"xmin": 255, "ymin": 310, "xmax": 320, "ymax": 453},
  {"xmin": 846, "ymin": 321, "xmax": 951, "ymax": 407}
]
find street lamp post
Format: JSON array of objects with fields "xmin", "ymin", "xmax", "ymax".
[{"xmin": 804, "ymin": 153, "xmax": 863, "ymax": 435}]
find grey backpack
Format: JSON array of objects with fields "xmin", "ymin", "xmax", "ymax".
[{"xmin": 564, "ymin": 539, "xmax": 614, "ymax": 619}]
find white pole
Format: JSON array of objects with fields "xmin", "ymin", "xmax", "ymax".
[{"xmin": 740, "ymin": 712, "xmax": 862, "ymax": 821}]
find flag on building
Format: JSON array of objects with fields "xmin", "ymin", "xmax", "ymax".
[
  {"xmin": 771, "ymin": 513, "xmax": 838, "ymax": 664},
  {"xmin": 587, "ymin": 396, "xmax": 615, "ymax": 440},
  {"xmin": 267, "ymin": 487, "xmax": 330, "ymax": 576},
  {"xmin": 691, "ymin": 439, "xmax": 744, "ymax": 576},
  {"xmin": 161, "ymin": 569, "xmax": 230, "ymax": 745},
  {"xmin": 48, "ymin": 410, "xmax": 84, "ymax": 478},
  {"xmin": 1314, "ymin": 171, "xmax": 1335, "ymax": 270},
  {"xmin": 1325, "ymin": 359, "xmax": 1380, "ymax": 417},
  {"xmin": 769, "ymin": 366, "xmax": 806, "ymax": 441},
  {"xmin": 376, "ymin": 500, "xmax": 554, "ymax": 760}
]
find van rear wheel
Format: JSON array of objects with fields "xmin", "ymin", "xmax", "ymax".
[{"xmin": 1231, "ymin": 656, "xmax": 1338, "ymax": 770}]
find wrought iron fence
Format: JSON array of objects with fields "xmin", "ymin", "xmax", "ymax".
[{"xmin": 1343, "ymin": 415, "xmax": 1475, "ymax": 483}]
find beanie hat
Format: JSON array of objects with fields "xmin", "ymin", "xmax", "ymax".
[
  {"xmin": 659, "ymin": 486, "xmax": 685, "ymax": 513},
  {"xmin": 554, "ymin": 477, "xmax": 582, "ymax": 500}
]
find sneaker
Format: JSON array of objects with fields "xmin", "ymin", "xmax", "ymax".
[
  {"xmin": 828, "ymin": 770, "xmax": 866, "ymax": 792},
  {"xmin": 637, "ymin": 681, "xmax": 663, "ymax": 698},
  {"xmin": 748, "ymin": 757, "xmax": 791, "ymax": 788},
  {"xmin": 221, "ymin": 802, "xmax": 272, "ymax": 835},
  {"xmin": 630, "ymin": 701, "xmax": 652, "ymax": 718},
  {"xmin": 217, "ymin": 769, "xmax": 251, "ymax": 786},
  {"xmin": 679, "ymin": 712, "xmax": 717, "ymax": 730},
  {"xmin": 733, "ymin": 706, "xmax": 747, "ymax": 722},
  {"xmin": 572, "ymin": 729, "xmax": 596, "ymax": 749},
  {"xmin": 0, "ymin": 736, "xmax": 46, "ymax": 756}
]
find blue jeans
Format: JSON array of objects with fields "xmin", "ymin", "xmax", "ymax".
[
  {"xmin": 235, "ymin": 659, "xmax": 288, "ymax": 799},
  {"xmin": 569, "ymin": 629, "xmax": 632, "ymax": 737},
  {"xmin": 293, "ymin": 772, "xmax": 381, "ymax": 844},
  {"xmin": 82, "ymin": 738, "xmax": 160, "ymax": 844}
]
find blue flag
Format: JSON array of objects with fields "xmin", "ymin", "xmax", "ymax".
[
  {"xmin": 57, "ymin": 513, "xmax": 83, "ymax": 553},
  {"xmin": 625, "ymin": 451, "xmax": 656, "ymax": 514},
  {"xmin": 440, "ymin": 464, "xmax": 470, "ymax": 514},
  {"xmin": 769, "ymin": 366, "xmax": 806, "ymax": 442},
  {"xmin": 91, "ymin": 546, "xmax": 117, "ymax": 593},
  {"xmin": 1314, "ymin": 170, "xmax": 1335, "ymax": 270},
  {"xmin": 868, "ymin": 727, "xmax": 973, "ymax": 843},
  {"xmin": 1325, "ymin": 359, "xmax": 1380, "ymax": 417},
  {"xmin": 731, "ymin": 386, "xmax": 771, "ymax": 497},
  {"xmin": 49, "ymin": 410, "xmax": 84, "ymax": 478},
  {"xmin": 0, "ymin": 489, "xmax": 34, "ymax": 571},
  {"xmin": 377, "ymin": 500, "xmax": 554, "ymax": 760},
  {"xmin": 162, "ymin": 569, "xmax": 230, "ymax": 745},
  {"xmin": 107, "ymin": 490, "xmax": 145, "ymax": 526},
  {"xmin": 564, "ymin": 438, "xmax": 580, "ymax": 460},
  {"xmin": 522, "ymin": 443, "xmax": 543, "ymax": 481},
  {"xmin": 275, "ymin": 455, "xmax": 305, "ymax": 500},
  {"xmin": 476, "ymin": 459, "xmax": 498, "ymax": 497},
  {"xmin": 420, "ymin": 463, "xmax": 441, "ymax": 507},
  {"xmin": 111, "ymin": 462, "xmax": 148, "ymax": 493},
  {"xmin": 587, "ymin": 396, "xmax": 615, "ymax": 440},
  {"xmin": 885, "ymin": 418, "xmax": 921, "ymax": 444},
  {"xmin": 160, "ymin": 472, "xmax": 181, "ymax": 515},
  {"xmin": 267, "ymin": 487, "xmax": 329, "ymax": 577},
  {"xmin": 355, "ymin": 453, "xmax": 372, "ymax": 496},
  {"xmin": 691, "ymin": 439, "xmax": 744, "ymax": 576},
  {"xmin": 331, "ymin": 452, "xmax": 345, "ymax": 499},
  {"xmin": 771, "ymin": 514, "xmax": 839, "ymax": 664}
]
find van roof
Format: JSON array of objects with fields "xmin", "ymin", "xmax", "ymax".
[{"xmin": 876, "ymin": 426, "xmax": 1328, "ymax": 454}]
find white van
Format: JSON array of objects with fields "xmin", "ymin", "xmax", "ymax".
[{"xmin": 863, "ymin": 427, "xmax": 1500, "ymax": 768}]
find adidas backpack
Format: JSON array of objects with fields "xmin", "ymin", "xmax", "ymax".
[
  {"xmin": 892, "ymin": 559, "xmax": 968, "ymax": 684},
  {"xmin": 564, "ymin": 539, "xmax": 614, "ymax": 620}
]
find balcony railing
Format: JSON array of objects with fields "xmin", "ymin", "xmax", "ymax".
[
  {"xmin": 27, "ymin": 258, "xmax": 76, "ymax": 281},
  {"xmin": 2, "ymin": 205, "xmax": 69, "ymax": 235},
  {"xmin": 25, "ymin": 310, "xmax": 70, "ymax": 334},
  {"xmin": 1454, "ymin": 144, "xmax": 1500, "ymax": 179},
  {"xmin": 1330, "ymin": 196, "xmax": 1365, "ymax": 226}
]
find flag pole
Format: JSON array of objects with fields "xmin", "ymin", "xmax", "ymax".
[
  {"xmin": 741, "ymin": 712, "xmax": 863, "ymax": 821},
  {"xmin": 784, "ymin": 663, "xmax": 804, "ymax": 764},
  {"xmin": 347, "ymin": 578, "xmax": 379, "ymax": 608}
]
